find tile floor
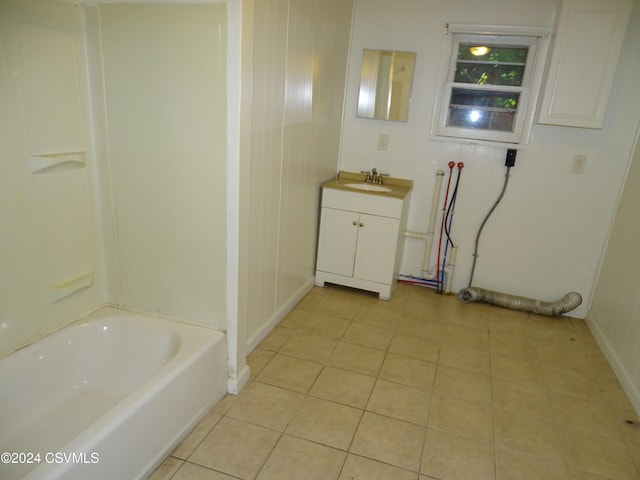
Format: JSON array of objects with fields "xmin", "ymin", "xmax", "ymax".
[{"xmin": 150, "ymin": 283, "xmax": 640, "ymax": 480}]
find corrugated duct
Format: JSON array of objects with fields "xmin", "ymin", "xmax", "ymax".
[
  {"xmin": 461, "ymin": 153, "xmax": 581, "ymax": 317},
  {"xmin": 458, "ymin": 287, "xmax": 582, "ymax": 316}
]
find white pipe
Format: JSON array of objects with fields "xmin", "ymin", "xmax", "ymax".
[
  {"xmin": 427, "ymin": 171, "xmax": 445, "ymax": 234},
  {"xmin": 399, "ymin": 230, "xmax": 437, "ymax": 279},
  {"xmin": 422, "ymin": 170, "xmax": 445, "ymax": 274},
  {"xmin": 399, "ymin": 170, "xmax": 445, "ymax": 280},
  {"xmin": 420, "ymin": 235, "xmax": 437, "ymax": 279},
  {"xmin": 444, "ymin": 246, "xmax": 457, "ymax": 294},
  {"xmin": 400, "ymin": 230, "xmax": 428, "ymax": 240}
]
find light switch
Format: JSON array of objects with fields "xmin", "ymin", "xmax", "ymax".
[{"xmin": 377, "ymin": 134, "xmax": 389, "ymax": 150}]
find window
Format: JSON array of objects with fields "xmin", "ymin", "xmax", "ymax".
[{"xmin": 433, "ymin": 25, "xmax": 550, "ymax": 145}]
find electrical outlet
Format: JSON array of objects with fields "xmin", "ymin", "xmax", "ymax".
[
  {"xmin": 571, "ymin": 154, "xmax": 587, "ymax": 174},
  {"xmin": 377, "ymin": 133, "xmax": 389, "ymax": 150}
]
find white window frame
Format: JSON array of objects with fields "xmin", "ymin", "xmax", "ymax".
[{"xmin": 431, "ymin": 24, "xmax": 551, "ymax": 146}]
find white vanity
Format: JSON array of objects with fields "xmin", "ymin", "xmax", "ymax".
[{"xmin": 315, "ymin": 171, "xmax": 412, "ymax": 300}]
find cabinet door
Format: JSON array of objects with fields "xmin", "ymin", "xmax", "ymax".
[
  {"xmin": 537, "ymin": 0, "xmax": 632, "ymax": 128},
  {"xmin": 353, "ymin": 213, "xmax": 400, "ymax": 284},
  {"xmin": 316, "ymin": 207, "xmax": 359, "ymax": 277}
]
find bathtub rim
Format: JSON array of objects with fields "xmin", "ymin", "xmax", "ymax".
[{"xmin": 2, "ymin": 305, "xmax": 228, "ymax": 480}]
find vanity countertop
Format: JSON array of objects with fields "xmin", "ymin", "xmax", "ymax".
[{"xmin": 322, "ymin": 171, "xmax": 413, "ymax": 199}]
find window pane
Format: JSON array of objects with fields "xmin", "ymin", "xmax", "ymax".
[
  {"xmin": 458, "ymin": 44, "xmax": 528, "ymax": 63},
  {"xmin": 447, "ymin": 106, "xmax": 516, "ymax": 131},
  {"xmin": 454, "ymin": 62, "xmax": 525, "ymax": 86},
  {"xmin": 447, "ymin": 88, "xmax": 520, "ymax": 132},
  {"xmin": 450, "ymin": 88, "xmax": 519, "ymax": 109},
  {"xmin": 455, "ymin": 43, "xmax": 528, "ymax": 86}
]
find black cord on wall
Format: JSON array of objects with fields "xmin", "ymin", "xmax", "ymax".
[{"xmin": 467, "ymin": 149, "xmax": 517, "ymax": 287}]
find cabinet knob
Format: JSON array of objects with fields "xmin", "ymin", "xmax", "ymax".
[
  {"xmin": 352, "ymin": 221, "xmax": 358, "ymax": 226},
  {"xmin": 359, "ymin": 222, "xmax": 364, "ymax": 227}
]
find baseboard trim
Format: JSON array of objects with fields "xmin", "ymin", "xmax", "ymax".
[
  {"xmin": 586, "ymin": 313, "xmax": 640, "ymax": 417},
  {"xmin": 245, "ymin": 277, "xmax": 315, "ymax": 354},
  {"xmin": 227, "ymin": 364, "xmax": 251, "ymax": 395}
]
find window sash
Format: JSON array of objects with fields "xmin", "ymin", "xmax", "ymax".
[
  {"xmin": 439, "ymin": 33, "xmax": 539, "ymax": 143},
  {"xmin": 438, "ymin": 83, "xmax": 532, "ymax": 143}
]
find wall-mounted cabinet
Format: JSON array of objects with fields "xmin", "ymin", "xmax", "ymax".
[{"xmin": 537, "ymin": 0, "xmax": 633, "ymax": 129}]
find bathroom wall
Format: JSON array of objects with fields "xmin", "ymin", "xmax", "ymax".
[
  {"xmin": 589, "ymin": 123, "xmax": 640, "ymax": 415},
  {"xmin": 0, "ymin": 0, "xmax": 107, "ymax": 358},
  {"xmin": 340, "ymin": 0, "xmax": 640, "ymax": 319},
  {"xmin": 587, "ymin": 1, "xmax": 640, "ymax": 416},
  {"xmin": 242, "ymin": 0, "xmax": 354, "ymax": 350},
  {"xmin": 94, "ymin": 4, "xmax": 228, "ymax": 328}
]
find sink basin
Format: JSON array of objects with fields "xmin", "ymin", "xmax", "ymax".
[{"xmin": 343, "ymin": 183, "xmax": 392, "ymax": 193}]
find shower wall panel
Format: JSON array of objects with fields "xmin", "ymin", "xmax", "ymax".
[
  {"xmin": 18, "ymin": 23, "xmax": 94, "ymax": 303},
  {"xmin": 0, "ymin": 0, "xmax": 105, "ymax": 358}
]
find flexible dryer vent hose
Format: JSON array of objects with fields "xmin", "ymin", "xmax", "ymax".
[{"xmin": 458, "ymin": 287, "xmax": 582, "ymax": 316}]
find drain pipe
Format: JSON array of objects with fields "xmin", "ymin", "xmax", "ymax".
[
  {"xmin": 421, "ymin": 169, "xmax": 445, "ymax": 279},
  {"xmin": 444, "ymin": 246, "xmax": 457, "ymax": 293},
  {"xmin": 400, "ymin": 169, "xmax": 445, "ymax": 281},
  {"xmin": 435, "ymin": 162, "xmax": 456, "ymax": 290},
  {"xmin": 458, "ymin": 287, "xmax": 582, "ymax": 316},
  {"xmin": 441, "ymin": 162, "xmax": 463, "ymax": 293}
]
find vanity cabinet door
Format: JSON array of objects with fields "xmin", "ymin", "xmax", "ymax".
[
  {"xmin": 353, "ymin": 213, "xmax": 400, "ymax": 284},
  {"xmin": 316, "ymin": 207, "xmax": 359, "ymax": 277},
  {"xmin": 315, "ymin": 186, "xmax": 408, "ymax": 299}
]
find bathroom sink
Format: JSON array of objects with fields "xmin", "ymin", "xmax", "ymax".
[{"xmin": 343, "ymin": 183, "xmax": 392, "ymax": 193}]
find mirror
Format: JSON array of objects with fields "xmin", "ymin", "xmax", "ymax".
[{"xmin": 357, "ymin": 49, "xmax": 416, "ymax": 122}]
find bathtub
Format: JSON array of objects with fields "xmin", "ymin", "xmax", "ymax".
[{"xmin": 0, "ymin": 307, "xmax": 227, "ymax": 480}]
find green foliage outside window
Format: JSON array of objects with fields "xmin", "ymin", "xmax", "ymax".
[
  {"xmin": 455, "ymin": 44, "xmax": 528, "ymax": 86},
  {"xmin": 457, "ymin": 44, "xmax": 528, "ymax": 63}
]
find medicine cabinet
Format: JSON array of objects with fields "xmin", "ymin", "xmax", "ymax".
[{"xmin": 357, "ymin": 49, "xmax": 416, "ymax": 122}]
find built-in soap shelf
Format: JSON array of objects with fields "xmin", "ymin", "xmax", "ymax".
[
  {"xmin": 29, "ymin": 151, "xmax": 85, "ymax": 174},
  {"xmin": 48, "ymin": 272, "xmax": 94, "ymax": 304},
  {"xmin": 28, "ymin": 149, "xmax": 94, "ymax": 304}
]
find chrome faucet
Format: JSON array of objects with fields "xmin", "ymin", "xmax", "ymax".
[{"xmin": 360, "ymin": 168, "xmax": 389, "ymax": 184}]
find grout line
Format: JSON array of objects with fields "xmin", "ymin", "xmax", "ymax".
[{"xmin": 160, "ymin": 283, "xmax": 639, "ymax": 480}]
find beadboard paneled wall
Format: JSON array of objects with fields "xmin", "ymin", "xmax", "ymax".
[
  {"xmin": 245, "ymin": 0, "xmax": 354, "ymax": 350},
  {"xmin": 588, "ymin": 127, "xmax": 640, "ymax": 416}
]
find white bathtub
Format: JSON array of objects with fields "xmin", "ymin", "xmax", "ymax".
[{"xmin": 0, "ymin": 307, "xmax": 227, "ymax": 480}]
